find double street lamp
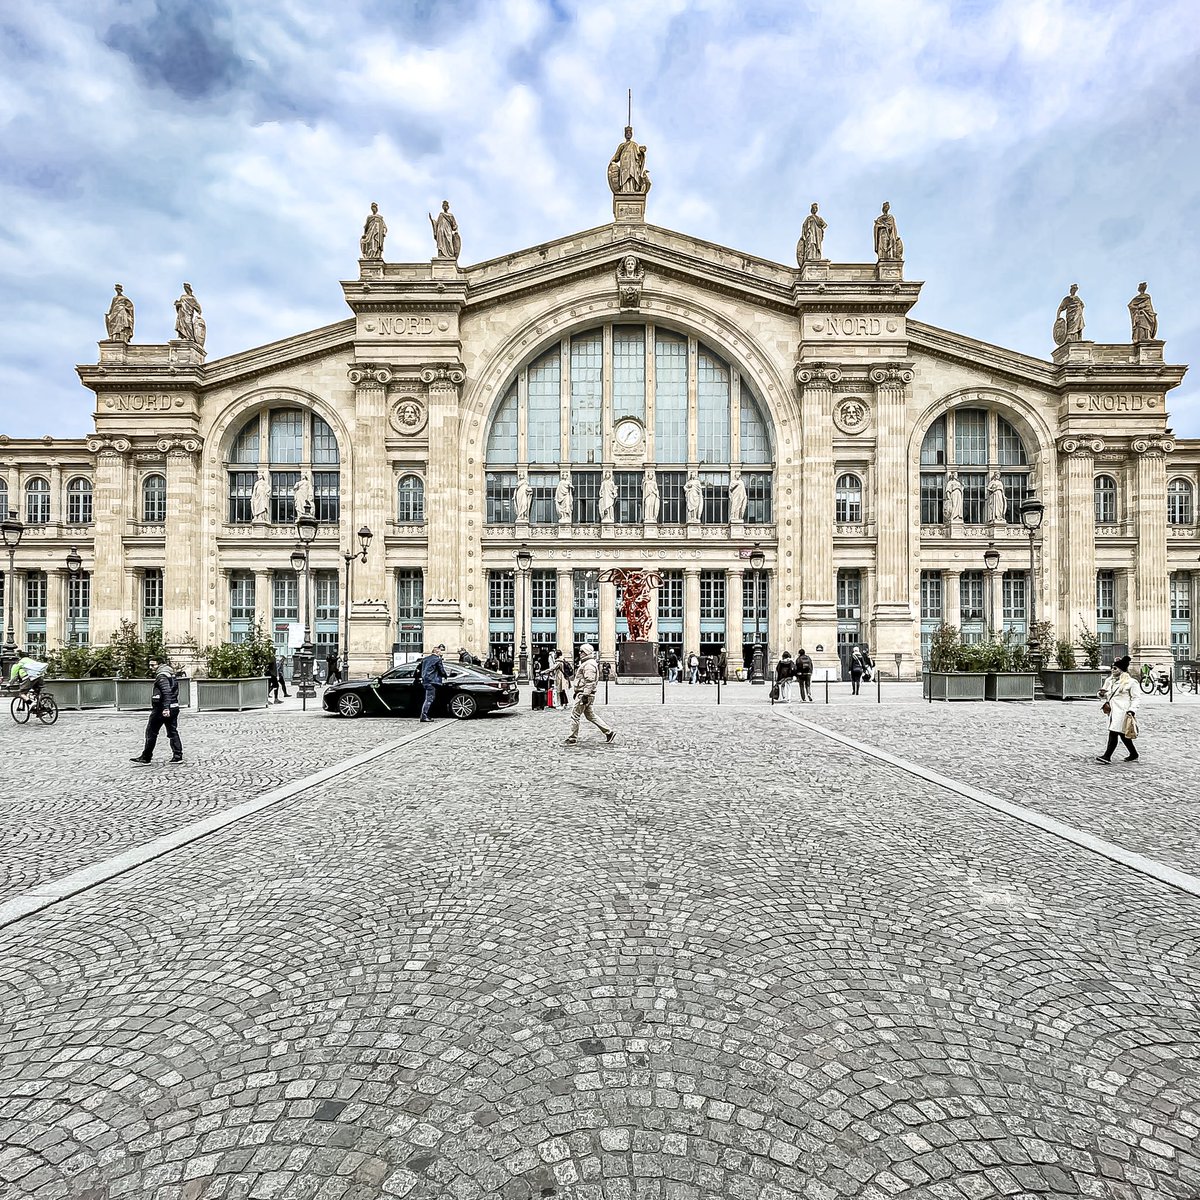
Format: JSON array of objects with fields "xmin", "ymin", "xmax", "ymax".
[
  {"xmin": 1019, "ymin": 493, "xmax": 1045, "ymax": 664},
  {"xmin": 290, "ymin": 511, "xmax": 319, "ymax": 702},
  {"xmin": 749, "ymin": 545, "xmax": 765, "ymax": 684},
  {"xmin": 340, "ymin": 524, "xmax": 373, "ymax": 682},
  {"xmin": 515, "ymin": 545, "xmax": 532, "ymax": 683},
  {"xmin": 66, "ymin": 545, "xmax": 83, "ymax": 646},
  {"xmin": 1, "ymin": 511, "xmax": 24, "ymax": 677}
]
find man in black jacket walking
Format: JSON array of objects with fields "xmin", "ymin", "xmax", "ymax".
[{"xmin": 131, "ymin": 655, "xmax": 183, "ymax": 764}]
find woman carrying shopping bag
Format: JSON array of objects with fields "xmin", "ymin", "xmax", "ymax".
[{"xmin": 1096, "ymin": 655, "xmax": 1139, "ymax": 764}]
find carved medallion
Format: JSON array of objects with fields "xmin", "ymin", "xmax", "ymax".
[
  {"xmin": 390, "ymin": 396, "xmax": 428, "ymax": 436},
  {"xmin": 833, "ymin": 398, "xmax": 870, "ymax": 435}
]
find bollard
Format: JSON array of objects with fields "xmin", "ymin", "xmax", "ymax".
[
  {"xmin": 1170, "ymin": 673, "xmax": 1174, "ymax": 704},
  {"xmin": 604, "ymin": 677, "xmax": 609, "ymax": 705},
  {"xmin": 661, "ymin": 674, "xmax": 666, "ymax": 705},
  {"xmin": 877, "ymin": 671, "xmax": 881, "ymax": 704},
  {"xmin": 825, "ymin": 674, "xmax": 829, "ymax": 705},
  {"xmin": 716, "ymin": 674, "xmax": 721, "ymax": 705}
]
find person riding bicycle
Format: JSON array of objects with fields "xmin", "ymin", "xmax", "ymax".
[{"xmin": 8, "ymin": 653, "xmax": 48, "ymax": 697}]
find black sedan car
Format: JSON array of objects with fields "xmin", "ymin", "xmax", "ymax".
[{"xmin": 323, "ymin": 660, "xmax": 519, "ymax": 720}]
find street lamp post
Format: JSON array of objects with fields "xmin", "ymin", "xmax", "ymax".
[
  {"xmin": 1019, "ymin": 494, "xmax": 1045, "ymax": 667},
  {"xmin": 1, "ymin": 511, "xmax": 24, "ymax": 677},
  {"xmin": 66, "ymin": 545, "xmax": 83, "ymax": 647},
  {"xmin": 515, "ymin": 545, "xmax": 532, "ymax": 683},
  {"xmin": 291, "ymin": 512, "xmax": 319, "ymax": 704},
  {"xmin": 983, "ymin": 542, "xmax": 1000, "ymax": 636},
  {"xmin": 749, "ymin": 545, "xmax": 765, "ymax": 684},
  {"xmin": 340, "ymin": 525, "xmax": 372, "ymax": 681}
]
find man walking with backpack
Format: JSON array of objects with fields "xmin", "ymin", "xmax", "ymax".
[
  {"xmin": 795, "ymin": 648, "xmax": 814, "ymax": 702},
  {"xmin": 131, "ymin": 654, "xmax": 183, "ymax": 764},
  {"xmin": 565, "ymin": 644, "xmax": 615, "ymax": 746}
]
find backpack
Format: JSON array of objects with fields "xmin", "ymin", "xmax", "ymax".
[{"xmin": 561, "ymin": 659, "xmax": 574, "ymax": 680}]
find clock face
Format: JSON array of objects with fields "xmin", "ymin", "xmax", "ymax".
[{"xmin": 615, "ymin": 419, "xmax": 643, "ymax": 448}]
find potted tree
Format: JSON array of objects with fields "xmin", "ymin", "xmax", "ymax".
[
  {"xmin": 44, "ymin": 643, "xmax": 117, "ymax": 709},
  {"xmin": 110, "ymin": 620, "xmax": 168, "ymax": 710},
  {"xmin": 195, "ymin": 621, "xmax": 274, "ymax": 711},
  {"xmin": 923, "ymin": 623, "xmax": 988, "ymax": 701},
  {"xmin": 984, "ymin": 632, "xmax": 1036, "ymax": 701},
  {"xmin": 1040, "ymin": 626, "xmax": 1105, "ymax": 700}
]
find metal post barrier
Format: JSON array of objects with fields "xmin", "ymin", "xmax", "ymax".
[
  {"xmin": 661, "ymin": 674, "xmax": 665, "ymax": 705},
  {"xmin": 716, "ymin": 674, "xmax": 721, "ymax": 705},
  {"xmin": 825, "ymin": 674, "xmax": 829, "ymax": 704},
  {"xmin": 877, "ymin": 670, "xmax": 881, "ymax": 704},
  {"xmin": 1169, "ymin": 673, "xmax": 1174, "ymax": 704}
]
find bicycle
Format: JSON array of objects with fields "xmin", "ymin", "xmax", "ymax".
[
  {"xmin": 1138, "ymin": 663, "xmax": 1172, "ymax": 696},
  {"xmin": 8, "ymin": 680, "xmax": 58, "ymax": 725}
]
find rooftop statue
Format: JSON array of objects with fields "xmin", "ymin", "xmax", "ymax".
[
  {"xmin": 174, "ymin": 282, "xmax": 205, "ymax": 348},
  {"xmin": 429, "ymin": 200, "xmax": 461, "ymax": 260},
  {"xmin": 104, "ymin": 284, "xmax": 134, "ymax": 343},
  {"xmin": 873, "ymin": 202, "xmax": 904, "ymax": 262},
  {"xmin": 608, "ymin": 125, "xmax": 651, "ymax": 195},
  {"xmin": 1053, "ymin": 283, "xmax": 1085, "ymax": 345},
  {"xmin": 1129, "ymin": 282, "xmax": 1158, "ymax": 342},
  {"xmin": 360, "ymin": 202, "xmax": 387, "ymax": 259},
  {"xmin": 796, "ymin": 203, "xmax": 827, "ymax": 266}
]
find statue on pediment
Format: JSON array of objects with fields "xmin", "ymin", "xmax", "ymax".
[
  {"xmin": 429, "ymin": 200, "xmax": 461, "ymax": 260},
  {"xmin": 873, "ymin": 202, "xmax": 904, "ymax": 262},
  {"xmin": 104, "ymin": 284, "xmax": 134, "ymax": 342},
  {"xmin": 608, "ymin": 126, "xmax": 651, "ymax": 195},
  {"xmin": 174, "ymin": 283, "xmax": 205, "ymax": 348},
  {"xmin": 728, "ymin": 470, "xmax": 747, "ymax": 523},
  {"xmin": 1128, "ymin": 282, "xmax": 1158, "ymax": 342},
  {"xmin": 555, "ymin": 475, "xmax": 574, "ymax": 524},
  {"xmin": 684, "ymin": 471, "xmax": 704, "ymax": 521},
  {"xmin": 293, "ymin": 471, "xmax": 314, "ymax": 517},
  {"xmin": 796, "ymin": 203, "xmax": 827, "ymax": 265},
  {"xmin": 360, "ymin": 203, "xmax": 387, "ymax": 259},
  {"xmin": 642, "ymin": 470, "xmax": 659, "ymax": 522},
  {"xmin": 251, "ymin": 471, "xmax": 270, "ymax": 522},
  {"xmin": 945, "ymin": 471, "xmax": 963, "ymax": 524},
  {"xmin": 987, "ymin": 472, "xmax": 1007, "ymax": 524},
  {"xmin": 1053, "ymin": 283, "xmax": 1085, "ymax": 345},
  {"xmin": 513, "ymin": 473, "xmax": 533, "ymax": 523},
  {"xmin": 599, "ymin": 469, "xmax": 618, "ymax": 522}
]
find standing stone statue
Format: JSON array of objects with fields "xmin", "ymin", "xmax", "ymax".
[
  {"xmin": 429, "ymin": 200, "xmax": 461, "ymax": 260},
  {"xmin": 684, "ymin": 471, "xmax": 704, "ymax": 522},
  {"xmin": 987, "ymin": 472, "xmax": 1007, "ymax": 524},
  {"xmin": 293, "ymin": 471, "xmax": 314, "ymax": 517},
  {"xmin": 728, "ymin": 471, "xmax": 748, "ymax": 522},
  {"xmin": 554, "ymin": 475, "xmax": 574, "ymax": 524},
  {"xmin": 796, "ymin": 203, "xmax": 827, "ymax": 266},
  {"xmin": 641, "ymin": 470, "xmax": 660, "ymax": 522},
  {"xmin": 251, "ymin": 471, "xmax": 270, "ymax": 522},
  {"xmin": 873, "ymin": 202, "xmax": 904, "ymax": 262},
  {"xmin": 944, "ymin": 471, "xmax": 964, "ymax": 524},
  {"xmin": 599, "ymin": 470, "xmax": 618, "ymax": 522},
  {"xmin": 608, "ymin": 125, "xmax": 651, "ymax": 194},
  {"xmin": 360, "ymin": 202, "xmax": 387, "ymax": 259},
  {"xmin": 1053, "ymin": 283, "xmax": 1085, "ymax": 345},
  {"xmin": 513, "ymin": 474, "xmax": 533, "ymax": 522},
  {"xmin": 174, "ymin": 282, "xmax": 205, "ymax": 347},
  {"xmin": 104, "ymin": 284, "xmax": 135, "ymax": 342},
  {"xmin": 1128, "ymin": 282, "xmax": 1158, "ymax": 341}
]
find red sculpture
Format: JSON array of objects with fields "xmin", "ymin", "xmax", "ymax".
[{"xmin": 598, "ymin": 568, "xmax": 663, "ymax": 642}]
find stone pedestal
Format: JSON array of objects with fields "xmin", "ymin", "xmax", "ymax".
[
  {"xmin": 612, "ymin": 192, "xmax": 646, "ymax": 224},
  {"xmin": 1135, "ymin": 339, "xmax": 1165, "ymax": 365},
  {"xmin": 618, "ymin": 640, "xmax": 659, "ymax": 682},
  {"xmin": 349, "ymin": 601, "xmax": 393, "ymax": 675},
  {"xmin": 799, "ymin": 259, "xmax": 830, "ymax": 282}
]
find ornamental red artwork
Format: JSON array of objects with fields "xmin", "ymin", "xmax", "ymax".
[{"xmin": 598, "ymin": 568, "xmax": 663, "ymax": 642}]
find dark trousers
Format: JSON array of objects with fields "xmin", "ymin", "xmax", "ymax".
[
  {"xmin": 851, "ymin": 671, "xmax": 862, "ymax": 695},
  {"xmin": 1101, "ymin": 731, "xmax": 1138, "ymax": 760},
  {"xmin": 798, "ymin": 674, "xmax": 812, "ymax": 701},
  {"xmin": 142, "ymin": 706, "xmax": 182, "ymax": 760},
  {"xmin": 421, "ymin": 684, "xmax": 437, "ymax": 719}
]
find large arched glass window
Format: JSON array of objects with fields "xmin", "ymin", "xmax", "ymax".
[
  {"xmin": 835, "ymin": 474, "xmax": 863, "ymax": 524},
  {"xmin": 397, "ymin": 474, "xmax": 425, "ymax": 523},
  {"xmin": 1094, "ymin": 475, "xmax": 1117, "ymax": 526},
  {"xmin": 226, "ymin": 409, "xmax": 340, "ymax": 525},
  {"xmin": 25, "ymin": 477, "xmax": 50, "ymax": 524},
  {"xmin": 918, "ymin": 408, "xmax": 1032, "ymax": 526},
  {"xmin": 483, "ymin": 323, "xmax": 774, "ymax": 527},
  {"xmin": 143, "ymin": 474, "xmax": 167, "ymax": 523},
  {"xmin": 66, "ymin": 477, "xmax": 93, "ymax": 524},
  {"xmin": 1168, "ymin": 478, "xmax": 1194, "ymax": 525}
]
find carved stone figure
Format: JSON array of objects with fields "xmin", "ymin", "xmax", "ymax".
[
  {"xmin": 293, "ymin": 471, "xmax": 314, "ymax": 517},
  {"xmin": 360, "ymin": 202, "xmax": 387, "ymax": 259},
  {"xmin": 608, "ymin": 125, "xmax": 651, "ymax": 194},
  {"xmin": 684, "ymin": 472, "xmax": 704, "ymax": 521},
  {"xmin": 796, "ymin": 203, "xmax": 827, "ymax": 265},
  {"xmin": 873, "ymin": 202, "xmax": 903, "ymax": 262},
  {"xmin": 598, "ymin": 568, "xmax": 663, "ymax": 642},
  {"xmin": 728, "ymin": 471, "xmax": 748, "ymax": 523},
  {"xmin": 429, "ymin": 200, "xmax": 461, "ymax": 260},
  {"xmin": 513, "ymin": 474, "xmax": 533, "ymax": 522},
  {"xmin": 616, "ymin": 254, "xmax": 645, "ymax": 307},
  {"xmin": 599, "ymin": 470, "xmax": 618, "ymax": 522},
  {"xmin": 642, "ymin": 470, "xmax": 660, "ymax": 522},
  {"xmin": 1128, "ymin": 282, "xmax": 1158, "ymax": 341},
  {"xmin": 251, "ymin": 471, "xmax": 270, "ymax": 522},
  {"xmin": 104, "ymin": 284, "xmax": 134, "ymax": 342},
  {"xmin": 174, "ymin": 283, "xmax": 205, "ymax": 347},
  {"xmin": 1053, "ymin": 283, "xmax": 1085, "ymax": 345},
  {"xmin": 555, "ymin": 475, "xmax": 573, "ymax": 524},
  {"xmin": 987, "ymin": 472, "xmax": 1007, "ymax": 524},
  {"xmin": 944, "ymin": 471, "xmax": 963, "ymax": 523}
]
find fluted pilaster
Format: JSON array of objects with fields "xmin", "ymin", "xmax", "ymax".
[{"xmin": 1132, "ymin": 436, "xmax": 1174, "ymax": 657}]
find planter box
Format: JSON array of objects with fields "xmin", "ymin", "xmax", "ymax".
[
  {"xmin": 986, "ymin": 671, "xmax": 1036, "ymax": 701},
  {"xmin": 1040, "ymin": 669, "xmax": 1105, "ymax": 701},
  {"xmin": 195, "ymin": 676, "xmax": 270, "ymax": 712},
  {"xmin": 114, "ymin": 678, "xmax": 192, "ymax": 710},
  {"xmin": 923, "ymin": 670, "xmax": 988, "ymax": 701},
  {"xmin": 44, "ymin": 677, "xmax": 117, "ymax": 709}
]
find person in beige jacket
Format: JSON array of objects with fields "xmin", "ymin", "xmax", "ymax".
[
  {"xmin": 565, "ymin": 644, "xmax": 616, "ymax": 746},
  {"xmin": 1096, "ymin": 655, "xmax": 1139, "ymax": 763}
]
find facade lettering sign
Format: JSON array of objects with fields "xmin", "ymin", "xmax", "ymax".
[
  {"xmin": 363, "ymin": 315, "xmax": 434, "ymax": 336},
  {"xmin": 105, "ymin": 393, "xmax": 173, "ymax": 412},
  {"xmin": 808, "ymin": 316, "xmax": 900, "ymax": 338},
  {"xmin": 1075, "ymin": 394, "xmax": 1160, "ymax": 412}
]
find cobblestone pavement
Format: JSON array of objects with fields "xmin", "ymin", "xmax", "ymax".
[{"xmin": 1, "ymin": 702, "xmax": 1198, "ymax": 1199}]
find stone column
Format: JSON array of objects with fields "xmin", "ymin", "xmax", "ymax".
[
  {"xmin": 795, "ymin": 364, "xmax": 840, "ymax": 673},
  {"xmin": 49, "ymin": 463, "xmax": 63, "ymax": 527},
  {"xmin": 555, "ymin": 568, "xmax": 574, "ymax": 651},
  {"xmin": 422, "ymin": 366, "xmax": 467, "ymax": 654},
  {"xmin": 1132, "ymin": 437, "xmax": 1172, "ymax": 659},
  {"xmin": 218, "ymin": 568, "xmax": 233, "ymax": 642},
  {"xmin": 1058, "ymin": 438, "xmax": 1098, "ymax": 642},
  {"xmin": 86, "ymin": 437, "xmax": 129, "ymax": 644},
  {"xmin": 48, "ymin": 568, "xmax": 65, "ymax": 648},
  {"xmin": 1190, "ymin": 571, "xmax": 1200, "ymax": 662},
  {"xmin": 598, "ymin": 576, "xmax": 616, "ymax": 665},
  {"xmin": 254, "ymin": 569, "xmax": 273, "ymax": 637},
  {"xmin": 684, "ymin": 567, "xmax": 701, "ymax": 658},
  {"xmin": 162, "ymin": 439, "xmax": 201, "ymax": 646},
  {"xmin": 868, "ymin": 366, "xmax": 915, "ymax": 668},
  {"xmin": 986, "ymin": 569, "xmax": 1002, "ymax": 636},
  {"xmin": 726, "ymin": 567, "xmax": 744, "ymax": 665},
  {"xmin": 944, "ymin": 570, "xmax": 961, "ymax": 629}
]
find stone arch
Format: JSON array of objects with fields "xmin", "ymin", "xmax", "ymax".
[
  {"xmin": 205, "ymin": 386, "xmax": 354, "ymax": 474},
  {"xmin": 908, "ymin": 385, "xmax": 1055, "ymax": 468}
]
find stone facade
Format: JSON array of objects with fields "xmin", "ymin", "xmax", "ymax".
[{"xmin": 1, "ymin": 203, "xmax": 1196, "ymax": 679}]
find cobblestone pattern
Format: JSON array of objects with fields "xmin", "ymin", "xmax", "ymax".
[
  {"xmin": 792, "ymin": 696, "xmax": 1200, "ymax": 872},
  {"xmin": 0, "ymin": 706, "xmax": 1197, "ymax": 1199},
  {"xmin": 0, "ymin": 710, "xmax": 397, "ymax": 902}
]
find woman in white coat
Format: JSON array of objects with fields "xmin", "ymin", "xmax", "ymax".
[{"xmin": 1096, "ymin": 655, "xmax": 1139, "ymax": 763}]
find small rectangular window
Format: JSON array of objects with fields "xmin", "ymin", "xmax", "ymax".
[
  {"xmin": 959, "ymin": 571, "xmax": 984, "ymax": 621},
  {"xmin": 658, "ymin": 570, "xmax": 684, "ymax": 620},
  {"xmin": 657, "ymin": 471, "xmax": 686, "ymax": 525},
  {"xmin": 143, "ymin": 568, "xmax": 164, "ymax": 631},
  {"xmin": 488, "ymin": 571, "xmax": 514, "ymax": 621},
  {"xmin": 531, "ymin": 569, "xmax": 557, "ymax": 619},
  {"xmin": 270, "ymin": 472, "xmax": 299, "ymax": 525},
  {"xmin": 614, "ymin": 471, "xmax": 642, "ymax": 524},
  {"xmin": 573, "ymin": 570, "xmax": 599, "ymax": 619},
  {"xmin": 699, "ymin": 570, "xmax": 726, "ymax": 620},
  {"xmin": 486, "ymin": 471, "xmax": 517, "ymax": 525},
  {"xmin": 919, "ymin": 571, "xmax": 942, "ymax": 621},
  {"xmin": 700, "ymin": 471, "xmax": 729, "ymax": 524},
  {"xmin": 1096, "ymin": 570, "xmax": 1116, "ymax": 620},
  {"xmin": 572, "ymin": 471, "xmax": 601, "ymax": 524}
]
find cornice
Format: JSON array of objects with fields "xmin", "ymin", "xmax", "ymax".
[
  {"xmin": 202, "ymin": 319, "xmax": 357, "ymax": 388},
  {"xmin": 907, "ymin": 321, "xmax": 1057, "ymax": 388}
]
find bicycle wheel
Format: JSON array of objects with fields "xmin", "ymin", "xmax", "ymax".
[
  {"xmin": 36, "ymin": 695, "xmax": 58, "ymax": 725},
  {"xmin": 1139, "ymin": 676, "xmax": 1154, "ymax": 694},
  {"xmin": 10, "ymin": 695, "xmax": 30, "ymax": 723}
]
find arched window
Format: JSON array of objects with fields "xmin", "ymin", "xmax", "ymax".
[
  {"xmin": 226, "ymin": 409, "xmax": 340, "ymax": 524},
  {"xmin": 66, "ymin": 477, "xmax": 93, "ymax": 525},
  {"xmin": 483, "ymin": 323, "xmax": 774, "ymax": 527},
  {"xmin": 0, "ymin": 479, "xmax": 7, "ymax": 520},
  {"xmin": 25, "ymin": 477, "xmax": 50, "ymax": 524},
  {"xmin": 1094, "ymin": 475, "xmax": 1117, "ymax": 526},
  {"xmin": 1168, "ymin": 478, "xmax": 1194, "ymax": 525},
  {"xmin": 397, "ymin": 474, "xmax": 425, "ymax": 523},
  {"xmin": 918, "ymin": 407, "xmax": 1033, "ymax": 525},
  {"xmin": 835, "ymin": 474, "xmax": 863, "ymax": 524},
  {"xmin": 143, "ymin": 474, "xmax": 167, "ymax": 523}
]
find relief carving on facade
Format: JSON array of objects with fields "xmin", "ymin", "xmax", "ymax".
[
  {"xmin": 347, "ymin": 365, "xmax": 394, "ymax": 388},
  {"xmin": 795, "ymin": 362, "xmax": 843, "ymax": 388},
  {"xmin": 389, "ymin": 396, "xmax": 428, "ymax": 436},
  {"xmin": 616, "ymin": 255, "xmax": 644, "ymax": 308},
  {"xmin": 419, "ymin": 365, "xmax": 466, "ymax": 387},
  {"xmin": 832, "ymin": 398, "xmax": 871, "ymax": 435}
]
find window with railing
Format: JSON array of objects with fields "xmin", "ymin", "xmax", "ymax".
[
  {"xmin": 227, "ymin": 409, "xmax": 340, "ymax": 526},
  {"xmin": 1094, "ymin": 475, "xmax": 1117, "ymax": 525},
  {"xmin": 486, "ymin": 472, "xmax": 517, "ymax": 525},
  {"xmin": 143, "ymin": 569, "xmax": 164, "ymax": 632},
  {"xmin": 66, "ymin": 478, "xmax": 93, "ymax": 525},
  {"xmin": 143, "ymin": 474, "xmax": 167, "ymax": 523},
  {"xmin": 572, "ymin": 471, "xmax": 600, "ymax": 524},
  {"xmin": 397, "ymin": 474, "xmax": 425, "ymax": 523},
  {"xmin": 835, "ymin": 474, "xmax": 862, "ymax": 524}
]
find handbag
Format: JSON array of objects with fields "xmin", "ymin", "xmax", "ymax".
[
  {"xmin": 1123, "ymin": 711, "xmax": 1138, "ymax": 740},
  {"xmin": 1101, "ymin": 702, "xmax": 1111, "ymax": 716}
]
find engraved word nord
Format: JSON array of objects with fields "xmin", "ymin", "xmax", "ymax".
[{"xmin": 367, "ymin": 316, "xmax": 434, "ymax": 336}]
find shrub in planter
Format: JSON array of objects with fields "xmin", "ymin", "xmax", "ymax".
[
  {"xmin": 929, "ymin": 623, "xmax": 961, "ymax": 673},
  {"xmin": 109, "ymin": 619, "xmax": 166, "ymax": 679},
  {"xmin": 47, "ymin": 643, "xmax": 115, "ymax": 679},
  {"xmin": 1077, "ymin": 622, "xmax": 1101, "ymax": 670},
  {"xmin": 1054, "ymin": 638, "xmax": 1077, "ymax": 669}
]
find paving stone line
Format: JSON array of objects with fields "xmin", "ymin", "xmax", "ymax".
[
  {"xmin": 0, "ymin": 723, "xmax": 439, "ymax": 932},
  {"xmin": 780, "ymin": 708, "xmax": 1200, "ymax": 898}
]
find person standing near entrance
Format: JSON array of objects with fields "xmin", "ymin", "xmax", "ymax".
[
  {"xmin": 850, "ymin": 646, "xmax": 865, "ymax": 695},
  {"xmin": 1096, "ymin": 655, "xmax": 1139, "ymax": 763},
  {"xmin": 420, "ymin": 644, "xmax": 448, "ymax": 722},
  {"xmin": 795, "ymin": 648, "xmax": 814, "ymax": 702},
  {"xmin": 565, "ymin": 644, "xmax": 615, "ymax": 746},
  {"xmin": 326, "ymin": 648, "xmax": 340, "ymax": 685},
  {"xmin": 131, "ymin": 655, "xmax": 182, "ymax": 764}
]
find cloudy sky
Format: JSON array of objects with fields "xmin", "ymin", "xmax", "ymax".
[{"xmin": 1, "ymin": 0, "xmax": 1198, "ymax": 438}]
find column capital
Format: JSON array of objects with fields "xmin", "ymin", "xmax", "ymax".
[
  {"xmin": 1131, "ymin": 435, "xmax": 1175, "ymax": 457},
  {"xmin": 156, "ymin": 436, "xmax": 202, "ymax": 459},
  {"xmin": 794, "ymin": 361, "xmax": 842, "ymax": 388},
  {"xmin": 1057, "ymin": 436, "xmax": 1103, "ymax": 458},
  {"xmin": 347, "ymin": 364, "xmax": 395, "ymax": 388},
  {"xmin": 86, "ymin": 435, "xmax": 131, "ymax": 458},
  {"xmin": 868, "ymin": 364, "xmax": 914, "ymax": 386}
]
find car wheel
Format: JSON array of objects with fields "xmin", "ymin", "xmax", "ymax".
[
  {"xmin": 449, "ymin": 693, "xmax": 477, "ymax": 720},
  {"xmin": 337, "ymin": 692, "xmax": 364, "ymax": 718}
]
